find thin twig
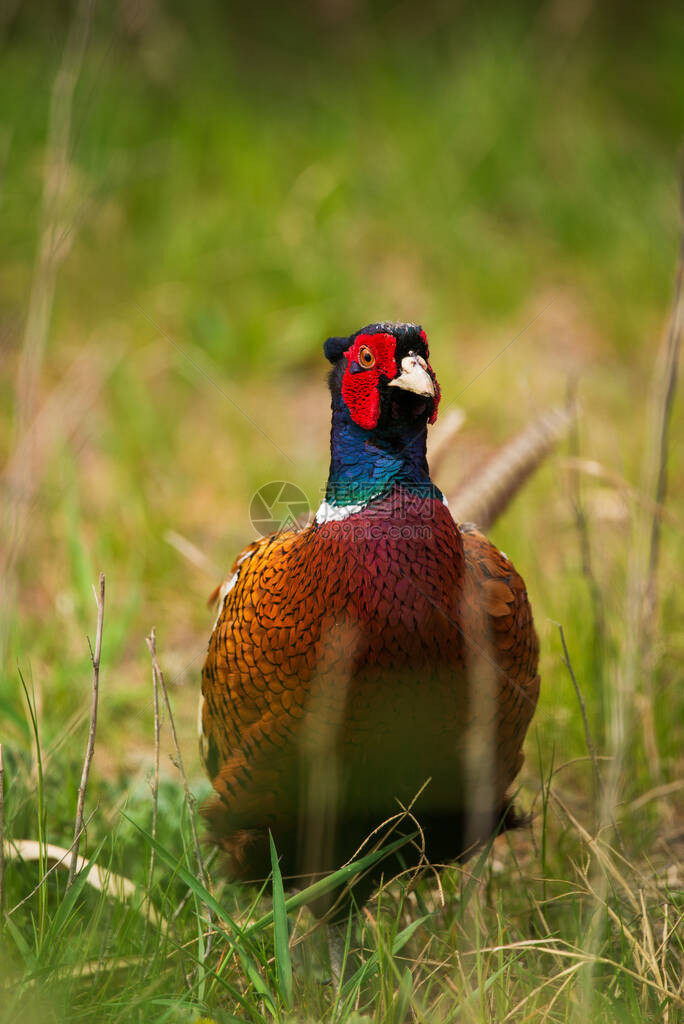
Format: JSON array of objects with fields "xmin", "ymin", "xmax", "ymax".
[
  {"xmin": 67, "ymin": 573, "xmax": 104, "ymax": 889},
  {"xmin": 147, "ymin": 653, "xmax": 161, "ymax": 893},
  {"xmin": 0, "ymin": 742, "xmax": 4, "ymax": 924},
  {"xmin": 556, "ymin": 624, "xmax": 601, "ymax": 808},
  {"xmin": 145, "ymin": 629, "xmax": 214, "ymax": 948}
]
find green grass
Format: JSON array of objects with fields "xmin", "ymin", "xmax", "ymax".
[{"xmin": 1, "ymin": 3, "xmax": 683, "ymax": 1021}]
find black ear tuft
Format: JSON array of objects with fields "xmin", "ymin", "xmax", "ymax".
[{"xmin": 323, "ymin": 336, "xmax": 352, "ymax": 363}]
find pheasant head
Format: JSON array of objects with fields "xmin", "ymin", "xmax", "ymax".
[{"xmin": 321, "ymin": 322, "xmax": 442, "ymax": 511}]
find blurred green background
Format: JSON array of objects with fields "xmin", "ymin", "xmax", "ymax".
[
  {"xmin": 1, "ymin": 4, "xmax": 683, "ymax": 1020},
  {"xmin": 1, "ymin": 0, "xmax": 682, "ymax": 823}
]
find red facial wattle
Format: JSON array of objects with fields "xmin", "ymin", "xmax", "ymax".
[
  {"xmin": 341, "ymin": 330, "xmax": 440, "ymax": 429},
  {"xmin": 341, "ymin": 333, "xmax": 397, "ymax": 430}
]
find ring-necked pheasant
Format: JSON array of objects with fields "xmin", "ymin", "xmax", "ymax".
[{"xmin": 199, "ymin": 323, "xmax": 540, "ymax": 913}]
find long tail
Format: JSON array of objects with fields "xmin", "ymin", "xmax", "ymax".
[{"xmin": 448, "ymin": 405, "xmax": 571, "ymax": 530}]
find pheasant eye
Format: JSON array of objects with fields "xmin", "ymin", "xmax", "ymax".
[{"xmin": 357, "ymin": 345, "xmax": 375, "ymax": 368}]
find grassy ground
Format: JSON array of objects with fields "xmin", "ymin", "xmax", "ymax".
[{"xmin": 1, "ymin": 3, "xmax": 682, "ymax": 1021}]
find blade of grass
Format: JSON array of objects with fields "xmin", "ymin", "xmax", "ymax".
[
  {"xmin": 329, "ymin": 912, "xmax": 354, "ymax": 1006},
  {"xmin": 3, "ymin": 912, "xmax": 35, "ymax": 970},
  {"xmin": 248, "ymin": 831, "xmax": 418, "ymax": 934},
  {"xmin": 269, "ymin": 831, "xmax": 293, "ymax": 1011},
  {"xmin": 393, "ymin": 965, "xmax": 413, "ymax": 1023},
  {"xmin": 43, "ymin": 837, "xmax": 107, "ymax": 951}
]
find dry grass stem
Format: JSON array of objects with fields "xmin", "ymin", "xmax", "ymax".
[
  {"xmin": 67, "ymin": 573, "xmax": 104, "ymax": 889},
  {"xmin": 644, "ymin": 169, "xmax": 684, "ymax": 619},
  {"xmin": 147, "ymin": 656, "xmax": 161, "ymax": 894},
  {"xmin": 628, "ymin": 168, "xmax": 684, "ymax": 789},
  {"xmin": 597, "ymin": 285, "xmax": 681, "ymax": 851},
  {"xmin": 551, "ymin": 792, "xmax": 640, "ymax": 914},
  {"xmin": 503, "ymin": 962, "xmax": 584, "ymax": 1021},
  {"xmin": 626, "ymin": 778, "xmax": 684, "ymax": 813},
  {"xmin": 322, "ymin": 780, "xmax": 433, "ymax": 923}
]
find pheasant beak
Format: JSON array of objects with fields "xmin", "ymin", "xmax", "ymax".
[{"xmin": 388, "ymin": 353, "xmax": 436, "ymax": 398}]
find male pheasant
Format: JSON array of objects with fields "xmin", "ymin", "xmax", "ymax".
[{"xmin": 199, "ymin": 323, "xmax": 540, "ymax": 912}]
